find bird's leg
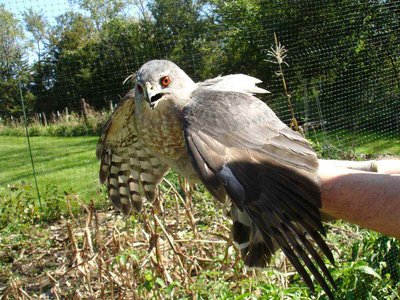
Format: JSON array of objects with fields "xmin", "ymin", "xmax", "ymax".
[{"xmin": 178, "ymin": 176, "xmax": 197, "ymax": 237}]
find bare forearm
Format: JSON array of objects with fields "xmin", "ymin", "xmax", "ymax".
[{"xmin": 319, "ymin": 166, "xmax": 400, "ymax": 239}]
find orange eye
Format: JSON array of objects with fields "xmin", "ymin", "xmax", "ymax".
[{"xmin": 160, "ymin": 76, "xmax": 171, "ymax": 87}]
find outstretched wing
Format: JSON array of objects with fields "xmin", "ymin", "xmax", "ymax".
[
  {"xmin": 96, "ymin": 90, "xmax": 169, "ymax": 215},
  {"xmin": 183, "ymin": 88, "xmax": 335, "ymax": 298}
]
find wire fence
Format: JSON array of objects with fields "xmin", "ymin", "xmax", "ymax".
[
  {"xmin": 2, "ymin": 0, "xmax": 399, "ymax": 196},
  {"xmin": 0, "ymin": 0, "xmax": 399, "ymax": 298}
]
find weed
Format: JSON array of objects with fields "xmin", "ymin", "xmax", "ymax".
[
  {"xmin": 0, "ymin": 109, "xmax": 110, "ymax": 137},
  {"xmin": 0, "ymin": 179, "xmax": 399, "ymax": 299},
  {"xmin": 0, "ymin": 183, "xmax": 64, "ymax": 229}
]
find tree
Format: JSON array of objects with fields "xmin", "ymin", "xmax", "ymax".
[
  {"xmin": 0, "ymin": 5, "xmax": 32, "ymax": 119},
  {"xmin": 35, "ymin": 11, "xmax": 97, "ymax": 112},
  {"xmin": 22, "ymin": 9, "xmax": 48, "ymax": 65},
  {"xmin": 148, "ymin": 0, "xmax": 216, "ymax": 79},
  {"xmin": 68, "ymin": 0, "xmax": 134, "ymax": 30}
]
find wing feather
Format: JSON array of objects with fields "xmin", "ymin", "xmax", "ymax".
[
  {"xmin": 96, "ymin": 90, "xmax": 169, "ymax": 214},
  {"xmin": 183, "ymin": 89, "xmax": 335, "ymax": 298},
  {"xmin": 198, "ymin": 74, "xmax": 270, "ymax": 95}
]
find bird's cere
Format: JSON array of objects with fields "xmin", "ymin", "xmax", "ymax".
[{"xmin": 97, "ymin": 59, "xmax": 336, "ymax": 299}]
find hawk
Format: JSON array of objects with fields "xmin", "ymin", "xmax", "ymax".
[{"xmin": 96, "ymin": 60, "xmax": 335, "ymax": 298}]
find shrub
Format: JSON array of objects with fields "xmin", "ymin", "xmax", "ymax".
[
  {"xmin": 0, "ymin": 109, "xmax": 110, "ymax": 137},
  {"xmin": 0, "ymin": 183, "xmax": 64, "ymax": 229}
]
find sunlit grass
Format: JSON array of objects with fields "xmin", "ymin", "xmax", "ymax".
[
  {"xmin": 0, "ymin": 136, "xmax": 101, "ymax": 200},
  {"xmin": 0, "ymin": 134, "xmax": 399, "ymax": 299},
  {"xmin": 307, "ymin": 129, "xmax": 400, "ymax": 158}
]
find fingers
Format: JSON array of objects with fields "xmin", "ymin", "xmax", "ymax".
[
  {"xmin": 374, "ymin": 160, "xmax": 400, "ymax": 175},
  {"xmin": 318, "ymin": 159, "xmax": 400, "ymax": 174}
]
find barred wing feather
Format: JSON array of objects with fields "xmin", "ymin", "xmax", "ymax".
[{"xmin": 96, "ymin": 90, "xmax": 169, "ymax": 214}]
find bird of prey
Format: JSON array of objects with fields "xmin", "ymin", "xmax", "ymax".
[{"xmin": 96, "ymin": 60, "xmax": 335, "ymax": 298}]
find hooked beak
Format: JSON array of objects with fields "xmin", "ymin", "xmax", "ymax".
[{"xmin": 145, "ymin": 82, "xmax": 164, "ymax": 109}]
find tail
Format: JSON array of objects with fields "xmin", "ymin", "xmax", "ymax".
[{"xmin": 231, "ymin": 206, "xmax": 279, "ymax": 268}]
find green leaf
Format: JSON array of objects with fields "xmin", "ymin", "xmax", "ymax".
[
  {"xmin": 155, "ymin": 277, "xmax": 165, "ymax": 288},
  {"xmin": 356, "ymin": 266, "xmax": 382, "ymax": 280},
  {"xmin": 234, "ymin": 293, "xmax": 253, "ymax": 300},
  {"xmin": 118, "ymin": 255, "xmax": 126, "ymax": 265}
]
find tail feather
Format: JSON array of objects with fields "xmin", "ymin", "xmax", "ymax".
[{"xmin": 231, "ymin": 206, "xmax": 279, "ymax": 268}]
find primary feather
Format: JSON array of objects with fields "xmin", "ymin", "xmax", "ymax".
[
  {"xmin": 183, "ymin": 89, "xmax": 335, "ymax": 298},
  {"xmin": 97, "ymin": 60, "xmax": 336, "ymax": 299}
]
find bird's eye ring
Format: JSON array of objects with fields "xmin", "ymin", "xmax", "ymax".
[
  {"xmin": 160, "ymin": 76, "xmax": 171, "ymax": 87},
  {"xmin": 137, "ymin": 84, "xmax": 143, "ymax": 94}
]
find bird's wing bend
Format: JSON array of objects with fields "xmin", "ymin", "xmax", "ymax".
[
  {"xmin": 96, "ymin": 90, "xmax": 169, "ymax": 214},
  {"xmin": 183, "ymin": 88, "xmax": 335, "ymax": 298}
]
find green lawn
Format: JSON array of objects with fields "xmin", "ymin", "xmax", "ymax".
[
  {"xmin": 307, "ymin": 130, "xmax": 400, "ymax": 158},
  {"xmin": 0, "ymin": 136, "xmax": 102, "ymax": 201},
  {"xmin": 1, "ymin": 132, "xmax": 398, "ymax": 202},
  {"xmin": 0, "ymin": 134, "xmax": 399, "ymax": 299}
]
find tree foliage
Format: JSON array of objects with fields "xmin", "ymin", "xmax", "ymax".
[
  {"xmin": 0, "ymin": 0, "xmax": 399, "ymax": 133},
  {"xmin": 0, "ymin": 5, "xmax": 33, "ymax": 118}
]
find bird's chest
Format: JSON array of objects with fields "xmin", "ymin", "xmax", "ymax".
[
  {"xmin": 136, "ymin": 104, "xmax": 199, "ymax": 181},
  {"xmin": 137, "ymin": 104, "xmax": 187, "ymax": 160}
]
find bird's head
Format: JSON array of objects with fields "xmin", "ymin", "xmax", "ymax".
[{"xmin": 134, "ymin": 60, "xmax": 196, "ymax": 110}]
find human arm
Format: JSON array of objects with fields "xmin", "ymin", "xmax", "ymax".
[{"xmin": 318, "ymin": 161, "xmax": 400, "ymax": 239}]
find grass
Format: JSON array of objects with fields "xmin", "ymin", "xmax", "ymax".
[
  {"xmin": 1, "ymin": 130, "xmax": 398, "ymax": 202},
  {"xmin": 1, "ymin": 186, "xmax": 399, "ymax": 299},
  {"xmin": 307, "ymin": 129, "xmax": 400, "ymax": 158},
  {"xmin": 0, "ymin": 133, "xmax": 399, "ymax": 299},
  {"xmin": 0, "ymin": 136, "xmax": 102, "ymax": 201}
]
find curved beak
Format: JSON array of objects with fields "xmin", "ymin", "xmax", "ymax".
[
  {"xmin": 145, "ymin": 82, "xmax": 155, "ymax": 103},
  {"xmin": 144, "ymin": 82, "xmax": 163, "ymax": 109}
]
